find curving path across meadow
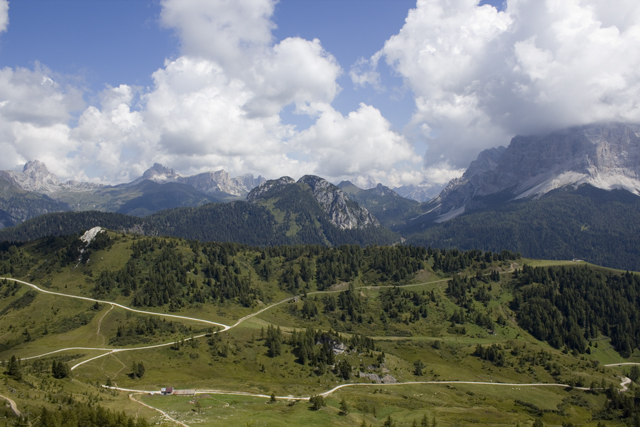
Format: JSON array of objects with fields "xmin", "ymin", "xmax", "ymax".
[
  {"xmin": 0, "ymin": 277, "xmax": 296, "ymax": 370},
  {"xmin": 2, "ymin": 276, "xmax": 636, "ymax": 426}
]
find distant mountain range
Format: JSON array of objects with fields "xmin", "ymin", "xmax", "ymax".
[
  {"xmin": 0, "ymin": 174, "xmax": 397, "ymax": 247},
  {"xmin": 0, "ymin": 161, "xmax": 265, "ymax": 227},
  {"xmin": 3, "ymin": 122, "xmax": 640, "ymax": 270}
]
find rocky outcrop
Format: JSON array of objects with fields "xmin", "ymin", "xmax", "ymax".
[
  {"xmin": 141, "ymin": 163, "xmax": 178, "ymax": 182},
  {"xmin": 247, "ymin": 175, "xmax": 380, "ymax": 230},
  {"xmin": 0, "ymin": 160, "xmax": 62, "ymax": 193},
  {"xmin": 430, "ymin": 122, "xmax": 640, "ymax": 221},
  {"xmin": 297, "ymin": 175, "xmax": 379, "ymax": 230}
]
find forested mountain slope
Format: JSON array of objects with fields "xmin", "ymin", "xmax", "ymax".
[
  {"xmin": 406, "ymin": 185, "xmax": 640, "ymax": 271},
  {"xmin": 0, "ymin": 197, "xmax": 397, "ymax": 247}
]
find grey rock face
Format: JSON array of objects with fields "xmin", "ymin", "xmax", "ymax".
[
  {"xmin": 0, "ymin": 160, "xmax": 62, "ymax": 193},
  {"xmin": 297, "ymin": 175, "xmax": 379, "ymax": 230},
  {"xmin": 142, "ymin": 163, "xmax": 178, "ymax": 181},
  {"xmin": 432, "ymin": 122, "xmax": 640, "ymax": 221},
  {"xmin": 130, "ymin": 163, "xmax": 265, "ymax": 198},
  {"xmin": 393, "ymin": 184, "xmax": 444, "ymax": 203},
  {"xmin": 179, "ymin": 170, "xmax": 265, "ymax": 197},
  {"xmin": 1, "ymin": 160, "xmax": 266, "ymax": 200}
]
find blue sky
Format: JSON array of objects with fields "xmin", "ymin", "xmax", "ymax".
[
  {"xmin": 0, "ymin": 0, "xmax": 636, "ymax": 189},
  {"xmin": 0, "ymin": 0, "xmax": 501, "ymax": 132}
]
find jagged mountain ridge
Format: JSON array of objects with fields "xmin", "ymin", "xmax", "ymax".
[
  {"xmin": 423, "ymin": 122, "xmax": 640, "ymax": 223},
  {"xmin": 248, "ymin": 175, "xmax": 380, "ymax": 230},
  {"xmin": 0, "ymin": 161, "xmax": 266, "ymax": 226},
  {"xmin": 3, "ymin": 161, "xmax": 264, "ymax": 200},
  {"xmin": 130, "ymin": 163, "xmax": 265, "ymax": 198},
  {"xmin": 0, "ymin": 160, "xmax": 104, "ymax": 194}
]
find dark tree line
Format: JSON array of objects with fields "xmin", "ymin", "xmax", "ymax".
[
  {"xmin": 30, "ymin": 401, "xmax": 150, "ymax": 427},
  {"xmin": 512, "ymin": 265, "xmax": 640, "ymax": 356}
]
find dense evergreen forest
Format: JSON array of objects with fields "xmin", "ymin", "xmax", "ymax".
[
  {"xmin": 406, "ymin": 185, "xmax": 640, "ymax": 271},
  {"xmin": 512, "ymin": 265, "xmax": 640, "ymax": 357},
  {"xmin": 88, "ymin": 236, "xmax": 430, "ymax": 310}
]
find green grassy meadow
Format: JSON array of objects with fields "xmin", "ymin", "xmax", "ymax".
[{"xmin": 0, "ymin": 231, "xmax": 636, "ymax": 426}]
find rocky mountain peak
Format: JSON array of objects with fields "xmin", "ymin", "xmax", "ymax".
[
  {"xmin": 298, "ymin": 175, "xmax": 379, "ymax": 230},
  {"xmin": 371, "ymin": 183, "xmax": 394, "ymax": 197},
  {"xmin": 464, "ymin": 146, "xmax": 506, "ymax": 178},
  {"xmin": 180, "ymin": 170, "xmax": 265, "ymax": 197},
  {"xmin": 0, "ymin": 160, "xmax": 62, "ymax": 193},
  {"xmin": 430, "ymin": 122, "xmax": 640, "ymax": 222},
  {"xmin": 23, "ymin": 160, "xmax": 50, "ymax": 174},
  {"xmin": 246, "ymin": 176, "xmax": 296, "ymax": 202},
  {"xmin": 393, "ymin": 184, "xmax": 442, "ymax": 203},
  {"xmin": 130, "ymin": 164, "xmax": 264, "ymax": 198},
  {"xmin": 141, "ymin": 163, "xmax": 178, "ymax": 181}
]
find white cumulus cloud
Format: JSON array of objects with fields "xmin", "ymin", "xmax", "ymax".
[
  {"xmin": 369, "ymin": 0, "xmax": 640, "ymax": 176},
  {"xmin": 291, "ymin": 103, "xmax": 421, "ymax": 181},
  {"xmin": 0, "ymin": 0, "xmax": 8, "ymax": 34},
  {"xmin": 0, "ymin": 65, "xmax": 85, "ymax": 178}
]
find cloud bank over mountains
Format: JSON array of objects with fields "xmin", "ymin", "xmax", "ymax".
[
  {"xmin": 0, "ymin": 0, "xmax": 639, "ymax": 190},
  {"xmin": 357, "ymin": 0, "xmax": 640, "ymax": 171}
]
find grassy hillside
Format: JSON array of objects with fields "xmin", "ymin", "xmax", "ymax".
[{"xmin": 0, "ymin": 232, "xmax": 637, "ymax": 426}]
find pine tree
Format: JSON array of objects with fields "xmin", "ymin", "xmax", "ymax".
[
  {"xmin": 339, "ymin": 398, "xmax": 349, "ymax": 415},
  {"xmin": 6, "ymin": 355, "xmax": 21, "ymax": 380},
  {"xmin": 137, "ymin": 362, "xmax": 146, "ymax": 378},
  {"xmin": 309, "ymin": 395, "xmax": 325, "ymax": 410}
]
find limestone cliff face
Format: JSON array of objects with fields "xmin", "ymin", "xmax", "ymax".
[
  {"xmin": 393, "ymin": 184, "xmax": 442, "ymax": 203},
  {"xmin": 297, "ymin": 175, "xmax": 379, "ymax": 230},
  {"xmin": 140, "ymin": 163, "xmax": 178, "ymax": 182},
  {"xmin": 431, "ymin": 123, "xmax": 640, "ymax": 221},
  {"xmin": 179, "ymin": 170, "xmax": 265, "ymax": 197}
]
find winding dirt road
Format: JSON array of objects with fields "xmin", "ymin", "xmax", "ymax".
[
  {"xmin": 1, "ymin": 278, "xmax": 230, "ymax": 330},
  {"xmin": 4, "ymin": 276, "xmax": 636, "ymax": 427},
  {"xmin": 0, "ymin": 393, "xmax": 20, "ymax": 417}
]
